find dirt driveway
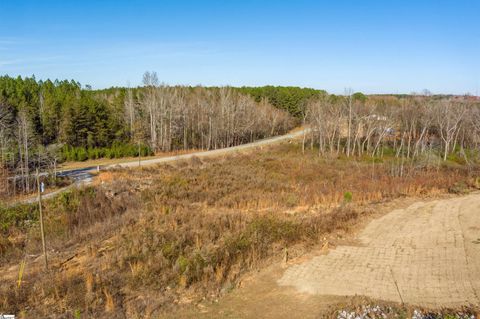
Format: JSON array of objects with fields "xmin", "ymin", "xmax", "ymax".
[
  {"xmin": 279, "ymin": 193, "xmax": 480, "ymax": 308},
  {"xmin": 174, "ymin": 193, "xmax": 480, "ymax": 318}
]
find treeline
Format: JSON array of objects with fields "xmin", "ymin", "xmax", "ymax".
[
  {"xmin": 0, "ymin": 76, "xmax": 128, "ymax": 148},
  {"xmin": 0, "ymin": 73, "xmax": 295, "ymax": 197},
  {"xmin": 305, "ymin": 92, "xmax": 480, "ymax": 166},
  {"xmin": 128, "ymin": 72, "xmax": 294, "ymax": 152},
  {"xmin": 62, "ymin": 144, "xmax": 153, "ymax": 162},
  {"xmin": 238, "ymin": 86, "xmax": 326, "ymax": 117}
]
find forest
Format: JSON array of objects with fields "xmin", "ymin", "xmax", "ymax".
[
  {"xmin": 304, "ymin": 92, "xmax": 480, "ymax": 167},
  {"xmin": 0, "ymin": 73, "xmax": 296, "ymax": 197}
]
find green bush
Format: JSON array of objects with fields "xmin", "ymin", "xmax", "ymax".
[
  {"xmin": 61, "ymin": 143, "xmax": 153, "ymax": 162},
  {"xmin": 76, "ymin": 147, "xmax": 88, "ymax": 161},
  {"xmin": 343, "ymin": 191, "xmax": 353, "ymax": 203},
  {"xmin": 0, "ymin": 204, "xmax": 38, "ymax": 233}
]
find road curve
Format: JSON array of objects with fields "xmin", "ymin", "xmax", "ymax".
[
  {"xmin": 106, "ymin": 128, "xmax": 309, "ymax": 170},
  {"xmin": 12, "ymin": 128, "xmax": 309, "ymax": 206}
]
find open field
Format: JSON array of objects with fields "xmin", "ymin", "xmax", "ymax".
[
  {"xmin": 5, "ymin": 128, "xmax": 308, "ymax": 206},
  {"xmin": 1, "ymin": 142, "xmax": 479, "ymax": 318},
  {"xmin": 171, "ymin": 193, "xmax": 480, "ymax": 319}
]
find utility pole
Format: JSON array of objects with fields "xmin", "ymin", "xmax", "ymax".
[{"xmin": 36, "ymin": 168, "xmax": 48, "ymax": 271}]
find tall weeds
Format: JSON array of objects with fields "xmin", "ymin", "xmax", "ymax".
[{"xmin": 1, "ymin": 142, "xmax": 479, "ymax": 317}]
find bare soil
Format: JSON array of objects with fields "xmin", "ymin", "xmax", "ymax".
[{"xmin": 169, "ymin": 193, "xmax": 480, "ymax": 318}]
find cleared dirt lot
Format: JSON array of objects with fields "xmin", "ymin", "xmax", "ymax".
[
  {"xmin": 279, "ymin": 192, "xmax": 480, "ymax": 308},
  {"xmin": 172, "ymin": 193, "xmax": 480, "ymax": 319}
]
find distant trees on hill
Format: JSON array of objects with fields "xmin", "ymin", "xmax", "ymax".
[{"xmin": 238, "ymin": 86, "xmax": 326, "ymax": 117}]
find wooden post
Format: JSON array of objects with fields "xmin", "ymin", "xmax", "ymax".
[
  {"xmin": 283, "ymin": 247, "xmax": 288, "ymax": 264},
  {"xmin": 36, "ymin": 168, "xmax": 48, "ymax": 271}
]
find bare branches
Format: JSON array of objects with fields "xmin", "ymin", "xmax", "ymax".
[
  {"xmin": 137, "ymin": 80, "xmax": 294, "ymax": 153},
  {"xmin": 306, "ymin": 95, "xmax": 480, "ymax": 162}
]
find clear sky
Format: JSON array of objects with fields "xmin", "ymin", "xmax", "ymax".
[{"xmin": 0, "ymin": 0, "xmax": 479, "ymax": 94}]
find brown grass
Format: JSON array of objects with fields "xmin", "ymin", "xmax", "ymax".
[
  {"xmin": 1, "ymin": 142, "xmax": 479, "ymax": 317},
  {"xmin": 117, "ymin": 143, "xmax": 480, "ymax": 211}
]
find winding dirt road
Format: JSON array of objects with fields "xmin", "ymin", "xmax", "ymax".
[
  {"xmin": 14, "ymin": 129, "xmax": 309, "ymax": 205},
  {"xmin": 104, "ymin": 128, "xmax": 309, "ymax": 169}
]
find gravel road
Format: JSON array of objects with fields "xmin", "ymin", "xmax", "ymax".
[
  {"xmin": 105, "ymin": 128, "xmax": 308, "ymax": 169},
  {"xmin": 13, "ymin": 129, "xmax": 308, "ymax": 205}
]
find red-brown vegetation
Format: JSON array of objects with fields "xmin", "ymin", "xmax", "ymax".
[{"xmin": 1, "ymin": 142, "xmax": 479, "ymax": 317}]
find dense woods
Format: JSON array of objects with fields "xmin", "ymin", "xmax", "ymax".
[
  {"xmin": 0, "ymin": 73, "xmax": 294, "ymax": 197},
  {"xmin": 305, "ymin": 92, "xmax": 480, "ymax": 165}
]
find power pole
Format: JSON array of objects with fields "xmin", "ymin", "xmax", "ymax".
[{"xmin": 36, "ymin": 168, "xmax": 48, "ymax": 271}]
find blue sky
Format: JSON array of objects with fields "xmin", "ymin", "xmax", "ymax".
[{"xmin": 0, "ymin": 0, "xmax": 479, "ymax": 94}]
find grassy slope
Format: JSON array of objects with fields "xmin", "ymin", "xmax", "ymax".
[{"xmin": 1, "ymin": 142, "xmax": 479, "ymax": 318}]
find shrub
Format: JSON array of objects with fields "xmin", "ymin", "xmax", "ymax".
[
  {"xmin": 448, "ymin": 182, "xmax": 469, "ymax": 194},
  {"xmin": 61, "ymin": 144, "xmax": 153, "ymax": 162},
  {"xmin": 0, "ymin": 204, "xmax": 38, "ymax": 233},
  {"xmin": 343, "ymin": 191, "xmax": 353, "ymax": 203},
  {"xmin": 76, "ymin": 147, "xmax": 88, "ymax": 161}
]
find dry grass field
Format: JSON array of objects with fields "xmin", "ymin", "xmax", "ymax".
[{"xmin": 1, "ymin": 142, "xmax": 479, "ymax": 318}]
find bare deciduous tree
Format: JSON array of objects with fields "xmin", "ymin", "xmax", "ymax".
[
  {"xmin": 136, "ymin": 74, "xmax": 294, "ymax": 154},
  {"xmin": 306, "ymin": 94, "xmax": 480, "ymax": 164}
]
